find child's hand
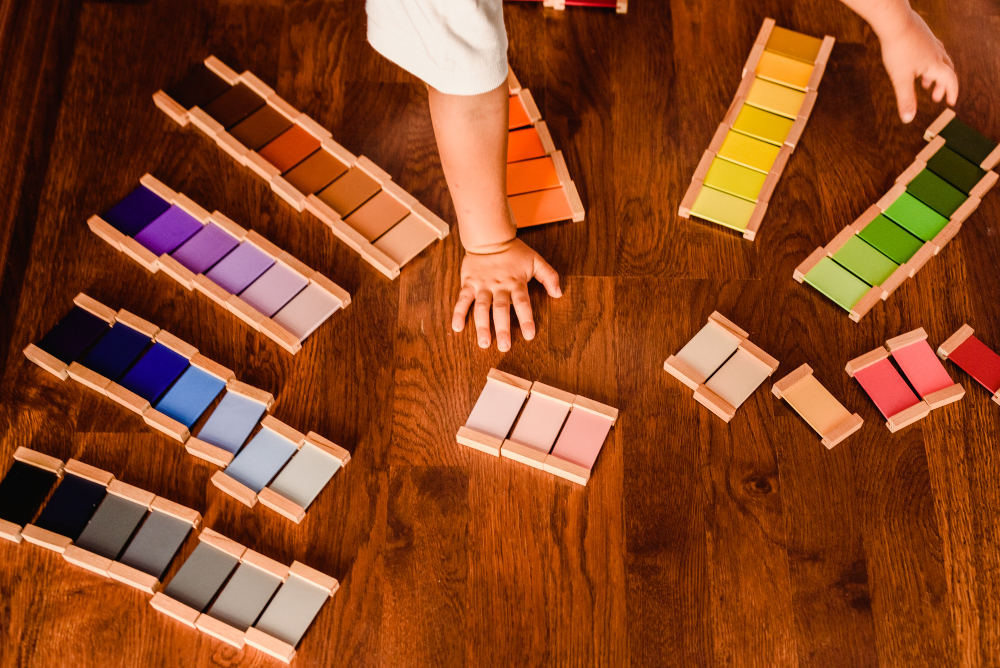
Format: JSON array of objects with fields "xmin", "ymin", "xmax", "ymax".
[
  {"xmin": 877, "ymin": 9, "xmax": 958, "ymax": 123},
  {"xmin": 452, "ymin": 239, "xmax": 562, "ymax": 352}
]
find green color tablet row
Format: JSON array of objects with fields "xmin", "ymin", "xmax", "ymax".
[{"xmin": 803, "ymin": 114, "xmax": 998, "ymax": 313}]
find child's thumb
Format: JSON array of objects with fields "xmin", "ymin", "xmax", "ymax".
[{"xmin": 533, "ymin": 257, "xmax": 562, "ymax": 298}]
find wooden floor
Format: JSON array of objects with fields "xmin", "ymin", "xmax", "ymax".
[{"xmin": 1, "ymin": 0, "xmax": 999, "ymax": 665}]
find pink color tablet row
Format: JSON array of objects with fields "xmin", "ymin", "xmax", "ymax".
[{"xmin": 456, "ymin": 369, "xmax": 618, "ymax": 486}]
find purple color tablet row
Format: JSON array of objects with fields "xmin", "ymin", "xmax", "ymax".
[{"xmin": 100, "ymin": 184, "xmax": 345, "ymax": 342}]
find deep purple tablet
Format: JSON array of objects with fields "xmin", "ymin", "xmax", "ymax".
[
  {"xmin": 103, "ymin": 186, "xmax": 171, "ymax": 237},
  {"xmin": 134, "ymin": 206, "xmax": 204, "ymax": 256}
]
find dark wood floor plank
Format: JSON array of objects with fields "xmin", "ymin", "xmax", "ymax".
[
  {"xmin": 0, "ymin": 0, "xmax": 81, "ymax": 380},
  {"xmin": 618, "ymin": 278, "xmax": 713, "ymax": 667},
  {"xmin": 852, "ymin": 425, "xmax": 959, "ymax": 667}
]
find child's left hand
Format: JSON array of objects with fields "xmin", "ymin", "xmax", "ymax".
[{"xmin": 877, "ymin": 9, "xmax": 958, "ymax": 123}]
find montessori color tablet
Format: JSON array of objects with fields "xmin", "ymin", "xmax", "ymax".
[
  {"xmin": 3, "ymin": 450, "xmax": 335, "ymax": 664},
  {"xmin": 0, "ymin": 448, "xmax": 64, "ymax": 544},
  {"xmin": 664, "ymin": 311, "xmax": 780, "ymax": 421},
  {"xmin": 938, "ymin": 325, "xmax": 1000, "ymax": 405},
  {"xmin": 151, "ymin": 531, "xmax": 337, "ymax": 662},
  {"xmin": 771, "ymin": 364, "xmax": 863, "ymax": 448},
  {"xmin": 845, "ymin": 327, "xmax": 964, "ymax": 433}
]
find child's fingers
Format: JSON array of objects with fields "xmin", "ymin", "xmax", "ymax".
[
  {"xmin": 473, "ymin": 290, "xmax": 493, "ymax": 348},
  {"xmin": 921, "ymin": 63, "xmax": 958, "ymax": 106},
  {"xmin": 452, "ymin": 286, "xmax": 475, "ymax": 332},
  {"xmin": 938, "ymin": 65, "xmax": 959, "ymax": 106},
  {"xmin": 492, "ymin": 290, "xmax": 512, "ymax": 352},
  {"xmin": 511, "ymin": 287, "xmax": 535, "ymax": 341},
  {"xmin": 889, "ymin": 68, "xmax": 918, "ymax": 123},
  {"xmin": 932, "ymin": 81, "xmax": 945, "ymax": 103},
  {"xmin": 533, "ymin": 256, "xmax": 562, "ymax": 298}
]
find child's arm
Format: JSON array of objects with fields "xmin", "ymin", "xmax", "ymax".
[
  {"xmin": 429, "ymin": 85, "xmax": 561, "ymax": 352},
  {"xmin": 839, "ymin": 0, "xmax": 958, "ymax": 122},
  {"xmin": 366, "ymin": 0, "xmax": 558, "ymax": 352}
]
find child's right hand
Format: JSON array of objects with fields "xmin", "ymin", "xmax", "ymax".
[
  {"xmin": 877, "ymin": 9, "xmax": 958, "ymax": 123},
  {"xmin": 452, "ymin": 239, "xmax": 562, "ymax": 352}
]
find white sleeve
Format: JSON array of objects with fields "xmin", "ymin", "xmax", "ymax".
[{"xmin": 366, "ymin": 0, "xmax": 508, "ymax": 96}]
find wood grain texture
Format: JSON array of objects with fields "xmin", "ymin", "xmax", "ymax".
[{"xmin": 1, "ymin": 0, "xmax": 999, "ymax": 666}]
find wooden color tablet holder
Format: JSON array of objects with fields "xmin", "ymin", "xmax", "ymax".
[
  {"xmin": 256, "ymin": 431, "xmax": 350, "ymax": 524},
  {"xmin": 456, "ymin": 369, "xmax": 533, "ymax": 457},
  {"xmin": 107, "ymin": 496, "xmax": 202, "ymax": 594},
  {"xmin": 149, "ymin": 528, "xmax": 247, "ymax": 627},
  {"xmin": 89, "ymin": 174, "xmax": 350, "ymax": 354},
  {"xmin": 886, "ymin": 328, "xmax": 965, "ymax": 409},
  {"xmin": 506, "ymin": 67, "xmax": 585, "ymax": 227},
  {"xmin": 155, "ymin": 56, "xmax": 449, "ymax": 280},
  {"xmin": 692, "ymin": 339, "xmax": 780, "ymax": 422},
  {"xmin": 922, "ymin": 109, "xmax": 1000, "ymax": 171},
  {"xmin": 13, "ymin": 460, "xmax": 204, "ymax": 593},
  {"xmin": 679, "ymin": 19, "xmax": 834, "ymax": 241},
  {"xmin": 210, "ymin": 414, "xmax": 306, "ymax": 509},
  {"xmin": 845, "ymin": 346, "xmax": 931, "ymax": 432},
  {"xmin": 500, "ymin": 381, "xmax": 576, "ymax": 469},
  {"xmin": 771, "ymin": 363, "xmax": 863, "ymax": 448},
  {"xmin": 62, "ymin": 480, "xmax": 157, "ymax": 576},
  {"xmin": 0, "ymin": 447, "xmax": 64, "ymax": 544},
  {"xmin": 6, "ymin": 459, "xmax": 336, "ymax": 658},
  {"xmin": 149, "ymin": 536, "xmax": 337, "ymax": 660},
  {"xmin": 22, "ymin": 293, "xmax": 116, "ymax": 381},
  {"xmin": 194, "ymin": 549, "xmax": 291, "ymax": 649},
  {"xmin": 663, "ymin": 311, "xmax": 748, "ymax": 390},
  {"xmin": 540, "ymin": 395, "xmax": 618, "ymax": 486}
]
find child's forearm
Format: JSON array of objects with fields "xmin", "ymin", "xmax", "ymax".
[
  {"xmin": 838, "ymin": 0, "xmax": 914, "ymax": 39},
  {"xmin": 428, "ymin": 83, "xmax": 515, "ymax": 254}
]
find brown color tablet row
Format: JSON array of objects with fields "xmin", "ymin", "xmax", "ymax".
[{"xmin": 154, "ymin": 56, "xmax": 449, "ymax": 279}]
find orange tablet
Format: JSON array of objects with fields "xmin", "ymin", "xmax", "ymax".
[
  {"xmin": 508, "ymin": 127, "xmax": 547, "ymax": 163},
  {"xmin": 258, "ymin": 125, "xmax": 321, "ymax": 174},
  {"xmin": 507, "ymin": 156, "xmax": 562, "ymax": 195},
  {"xmin": 509, "ymin": 187, "xmax": 574, "ymax": 227},
  {"xmin": 509, "ymin": 95, "xmax": 532, "ymax": 130}
]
